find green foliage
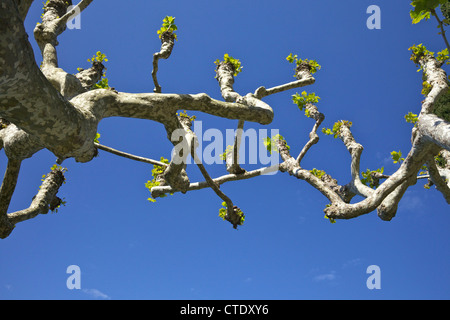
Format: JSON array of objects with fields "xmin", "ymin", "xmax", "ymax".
[
  {"xmin": 50, "ymin": 164, "xmax": 67, "ymax": 173},
  {"xmin": 361, "ymin": 167, "xmax": 384, "ymax": 189},
  {"xmin": 324, "ymin": 206, "xmax": 336, "ymax": 224},
  {"xmin": 437, "ymin": 48, "xmax": 450, "ymax": 65},
  {"xmin": 391, "ymin": 150, "xmax": 405, "ymax": 164},
  {"xmin": 405, "ymin": 111, "xmax": 419, "ymax": 124},
  {"xmin": 177, "ymin": 110, "xmax": 196, "ymax": 122},
  {"xmin": 286, "ymin": 53, "xmax": 321, "ymax": 75},
  {"xmin": 214, "ymin": 54, "xmax": 243, "ymax": 76},
  {"xmin": 219, "ymin": 145, "xmax": 234, "ymax": 161},
  {"xmin": 41, "ymin": 164, "xmax": 67, "ymax": 189},
  {"xmin": 81, "ymin": 51, "xmax": 111, "ymax": 90},
  {"xmin": 93, "ymin": 78, "xmax": 110, "ymax": 89},
  {"xmin": 408, "ymin": 43, "xmax": 434, "ymax": 66},
  {"xmin": 435, "ymin": 152, "xmax": 447, "ymax": 168},
  {"xmin": 322, "ymin": 120, "xmax": 352, "ymax": 139},
  {"xmin": 51, "ymin": 198, "xmax": 66, "ymax": 213},
  {"xmin": 310, "ymin": 168, "xmax": 326, "ymax": 179},
  {"xmin": 263, "ymin": 134, "xmax": 290, "ymax": 154},
  {"xmin": 409, "ymin": 0, "xmax": 447, "ymax": 24},
  {"xmin": 441, "ymin": 1, "xmax": 450, "ymax": 23},
  {"xmin": 324, "ymin": 215, "xmax": 336, "ymax": 224},
  {"xmin": 422, "ymin": 81, "xmax": 433, "ymax": 96},
  {"xmin": 433, "ymin": 88, "xmax": 450, "ymax": 122},
  {"xmin": 157, "ymin": 16, "xmax": 178, "ymax": 40},
  {"xmin": 292, "ymin": 91, "xmax": 320, "ymax": 111},
  {"xmin": 219, "ymin": 202, "xmax": 245, "ymax": 226},
  {"xmin": 88, "ymin": 51, "xmax": 108, "ymax": 64},
  {"xmin": 94, "ymin": 133, "xmax": 101, "ymax": 143},
  {"xmin": 145, "ymin": 157, "xmax": 170, "ymax": 203}
]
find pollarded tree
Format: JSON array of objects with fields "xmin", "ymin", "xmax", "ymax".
[{"xmin": 0, "ymin": 0, "xmax": 449, "ymax": 238}]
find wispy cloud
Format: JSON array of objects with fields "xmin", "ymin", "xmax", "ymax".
[
  {"xmin": 82, "ymin": 288, "xmax": 111, "ymax": 300},
  {"xmin": 313, "ymin": 271, "xmax": 336, "ymax": 282},
  {"xmin": 342, "ymin": 258, "xmax": 362, "ymax": 269}
]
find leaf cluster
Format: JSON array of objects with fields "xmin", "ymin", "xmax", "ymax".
[
  {"xmin": 309, "ymin": 168, "xmax": 326, "ymax": 179},
  {"xmin": 263, "ymin": 134, "xmax": 290, "ymax": 154},
  {"xmin": 157, "ymin": 16, "xmax": 178, "ymax": 40},
  {"xmin": 391, "ymin": 150, "xmax": 405, "ymax": 164},
  {"xmin": 219, "ymin": 202, "xmax": 245, "ymax": 226},
  {"xmin": 87, "ymin": 51, "xmax": 108, "ymax": 64},
  {"xmin": 292, "ymin": 91, "xmax": 320, "ymax": 111},
  {"xmin": 322, "ymin": 120, "xmax": 352, "ymax": 139},
  {"xmin": 404, "ymin": 111, "xmax": 419, "ymax": 124},
  {"xmin": 93, "ymin": 78, "xmax": 109, "ymax": 89},
  {"xmin": 219, "ymin": 145, "xmax": 234, "ymax": 161},
  {"xmin": 93, "ymin": 132, "xmax": 101, "ymax": 143},
  {"xmin": 176, "ymin": 110, "xmax": 196, "ymax": 122},
  {"xmin": 286, "ymin": 53, "xmax": 321, "ymax": 75},
  {"xmin": 361, "ymin": 167, "xmax": 384, "ymax": 189},
  {"xmin": 409, "ymin": 43, "xmax": 434, "ymax": 65},
  {"xmin": 410, "ymin": 0, "xmax": 449, "ymax": 24},
  {"xmin": 145, "ymin": 157, "xmax": 170, "ymax": 203},
  {"xmin": 437, "ymin": 48, "xmax": 450, "ymax": 65},
  {"xmin": 214, "ymin": 54, "xmax": 243, "ymax": 77}
]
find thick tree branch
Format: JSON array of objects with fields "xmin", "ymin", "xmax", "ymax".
[
  {"xmin": 325, "ymin": 134, "xmax": 440, "ymax": 220},
  {"xmin": 426, "ymin": 154, "xmax": 450, "ymax": 204},
  {"xmin": 0, "ymin": 159, "xmax": 21, "ymax": 238},
  {"xmin": 418, "ymin": 114, "xmax": 450, "ymax": 151},
  {"xmin": 8, "ymin": 167, "xmax": 65, "ymax": 225}
]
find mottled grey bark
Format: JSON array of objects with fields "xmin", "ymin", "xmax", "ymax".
[
  {"xmin": 0, "ymin": 0, "xmax": 449, "ymax": 237},
  {"xmin": 152, "ymin": 31, "xmax": 175, "ymax": 93}
]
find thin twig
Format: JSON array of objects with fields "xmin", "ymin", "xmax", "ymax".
[
  {"xmin": 95, "ymin": 143, "xmax": 168, "ymax": 167},
  {"xmin": 431, "ymin": 8, "xmax": 450, "ymax": 53}
]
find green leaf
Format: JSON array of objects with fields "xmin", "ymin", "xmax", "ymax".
[
  {"xmin": 410, "ymin": 9, "xmax": 431, "ymax": 24},
  {"xmin": 94, "ymin": 132, "xmax": 101, "ymax": 143},
  {"xmin": 391, "ymin": 150, "xmax": 405, "ymax": 164},
  {"xmin": 220, "ymin": 53, "xmax": 243, "ymax": 76},
  {"xmin": 292, "ymin": 91, "xmax": 320, "ymax": 111},
  {"xmin": 310, "ymin": 168, "xmax": 326, "ymax": 179},
  {"xmin": 404, "ymin": 111, "xmax": 419, "ymax": 124},
  {"xmin": 145, "ymin": 157, "xmax": 171, "ymax": 203}
]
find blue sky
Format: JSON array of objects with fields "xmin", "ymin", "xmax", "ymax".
[{"xmin": 1, "ymin": 0, "xmax": 449, "ymax": 300}]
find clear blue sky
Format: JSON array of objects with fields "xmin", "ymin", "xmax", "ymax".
[{"xmin": 1, "ymin": 0, "xmax": 449, "ymax": 300}]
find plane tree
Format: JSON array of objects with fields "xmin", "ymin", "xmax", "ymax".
[{"xmin": 0, "ymin": 0, "xmax": 449, "ymax": 238}]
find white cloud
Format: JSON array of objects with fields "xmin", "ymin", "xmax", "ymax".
[
  {"xmin": 342, "ymin": 258, "xmax": 362, "ymax": 269},
  {"xmin": 82, "ymin": 288, "xmax": 111, "ymax": 300},
  {"xmin": 313, "ymin": 271, "xmax": 336, "ymax": 282}
]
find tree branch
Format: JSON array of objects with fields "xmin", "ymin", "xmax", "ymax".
[
  {"xmin": 8, "ymin": 167, "xmax": 66, "ymax": 225},
  {"xmin": 426, "ymin": 154, "xmax": 450, "ymax": 204},
  {"xmin": 95, "ymin": 143, "xmax": 169, "ymax": 167},
  {"xmin": 431, "ymin": 8, "xmax": 450, "ymax": 53},
  {"xmin": 150, "ymin": 165, "xmax": 279, "ymax": 199},
  {"xmin": 296, "ymin": 103, "xmax": 324, "ymax": 165},
  {"xmin": 0, "ymin": 159, "xmax": 22, "ymax": 238},
  {"xmin": 151, "ymin": 32, "xmax": 175, "ymax": 93},
  {"xmin": 254, "ymin": 76, "xmax": 316, "ymax": 99}
]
